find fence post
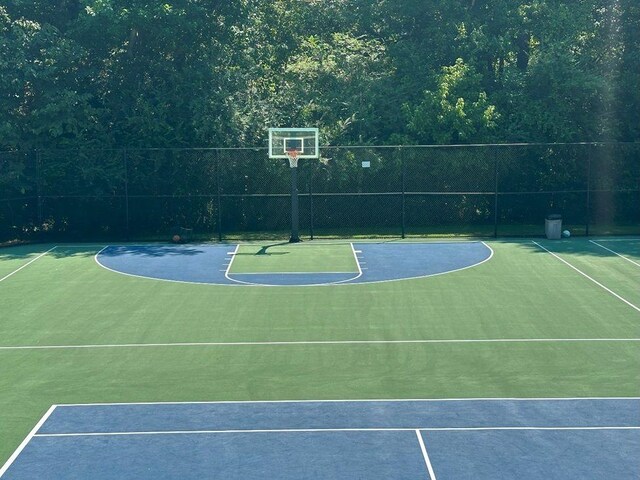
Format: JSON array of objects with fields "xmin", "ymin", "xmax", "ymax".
[
  {"xmin": 309, "ymin": 176, "xmax": 314, "ymax": 240},
  {"xmin": 35, "ymin": 149, "xmax": 43, "ymax": 230},
  {"xmin": 216, "ymin": 152, "xmax": 223, "ymax": 242},
  {"xmin": 401, "ymin": 149, "xmax": 406, "ymax": 239},
  {"xmin": 585, "ymin": 145, "xmax": 592, "ymax": 237},
  {"xmin": 123, "ymin": 148, "xmax": 130, "ymax": 240},
  {"xmin": 493, "ymin": 147, "xmax": 499, "ymax": 238}
]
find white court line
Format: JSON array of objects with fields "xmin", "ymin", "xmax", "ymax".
[
  {"xmin": 223, "ymin": 244, "xmax": 265, "ymax": 286},
  {"xmin": 94, "ymin": 246, "xmax": 245, "ymax": 287},
  {"xmin": 231, "ymin": 271, "xmax": 357, "ymax": 275},
  {"xmin": 32, "ymin": 425, "xmax": 640, "ymax": 439},
  {"xmin": 333, "ymin": 243, "xmax": 363, "ymax": 284},
  {"xmin": 0, "ymin": 246, "xmax": 57, "ymax": 283},
  {"xmin": 55, "ymin": 396, "xmax": 640, "ymax": 408},
  {"xmin": 532, "ymin": 241, "xmax": 640, "ymax": 314},
  {"xmin": 416, "ymin": 430, "xmax": 438, "ymax": 480},
  {"xmin": 591, "ymin": 238, "xmax": 640, "ymax": 243},
  {"xmin": 590, "ymin": 240, "xmax": 640, "ymax": 268},
  {"xmin": 54, "ymin": 245, "xmax": 107, "ymax": 248},
  {"xmin": 0, "ymin": 405, "xmax": 57, "ymax": 478},
  {"xmin": 227, "ymin": 243, "xmax": 362, "ymax": 285},
  {"xmin": 224, "ymin": 244, "xmax": 240, "ymax": 278},
  {"xmin": 224, "ymin": 243, "xmax": 363, "ymax": 286},
  {"xmin": 1, "ymin": 337, "xmax": 638, "ymax": 351},
  {"xmin": 94, "ymin": 248, "xmax": 239, "ymax": 287}
]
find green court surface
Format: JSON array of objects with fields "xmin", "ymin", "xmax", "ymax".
[
  {"xmin": 0, "ymin": 238, "xmax": 639, "ymax": 466},
  {"xmin": 229, "ymin": 242, "xmax": 359, "ymax": 273}
]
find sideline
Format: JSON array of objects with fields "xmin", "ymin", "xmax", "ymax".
[
  {"xmin": 532, "ymin": 241, "xmax": 640, "ymax": 314},
  {"xmin": 0, "ymin": 337, "xmax": 638, "ymax": 352},
  {"xmin": 0, "ymin": 247, "xmax": 57, "ymax": 283}
]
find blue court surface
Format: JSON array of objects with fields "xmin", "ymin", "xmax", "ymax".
[
  {"xmin": 2, "ymin": 398, "xmax": 638, "ymax": 479},
  {"xmin": 95, "ymin": 241, "xmax": 493, "ymax": 286}
]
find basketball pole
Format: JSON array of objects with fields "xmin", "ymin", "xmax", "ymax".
[
  {"xmin": 269, "ymin": 128, "xmax": 319, "ymax": 244},
  {"xmin": 289, "ymin": 161, "xmax": 301, "ymax": 243}
]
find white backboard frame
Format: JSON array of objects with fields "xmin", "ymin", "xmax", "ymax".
[{"xmin": 268, "ymin": 128, "xmax": 319, "ymax": 159}]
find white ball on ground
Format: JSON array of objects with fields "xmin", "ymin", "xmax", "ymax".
[{"xmin": 562, "ymin": 230, "xmax": 571, "ymax": 238}]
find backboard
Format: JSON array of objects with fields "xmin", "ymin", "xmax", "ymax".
[{"xmin": 268, "ymin": 128, "xmax": 319, "ymax": 159}]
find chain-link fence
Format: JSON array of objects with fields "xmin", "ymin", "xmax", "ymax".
[{"xmin": 1, "ymin": 143, "xmax": 638, "ymax": 242}]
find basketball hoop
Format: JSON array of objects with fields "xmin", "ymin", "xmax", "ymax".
[{"xmin": 286, "ymin": 148, "xmax": 299, "ymax": 168}]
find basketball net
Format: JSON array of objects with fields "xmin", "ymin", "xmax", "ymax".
[{"xmin": 286, "ymin": 148, "xmax": 299, "ymax": 168}]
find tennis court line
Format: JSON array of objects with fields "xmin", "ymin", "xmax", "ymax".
[
  {"xmin": 1, "ymin": 337, "xmax": 638, "ymax": 351},
  {"xmin": 416, "ymin": 430, "xmax": 438, "ymax": 480},
  {"xmin": 591, "ymin": 238, "xmax": 640, "ymax": 243},
  {"xmin": 32, "ymin": 425, "xmax": 640, "ymax": 438},
  {"xmin": 532, "ymin": 241, "xmax": 640, "ymax": 314},
  {"xmin": 590, "ymin": 240, "xmax": 640, "ymax": 268},
  {"xmin": 54, "ymin": 396, "xmax": 640, "ymax": 407},
  {"xmin": 0, "ymin": 246, "xmax": 57, "ymax": 283},
  {"xmin": 0, "ymin": 405, "xmax": 57, "ymax": 477}
]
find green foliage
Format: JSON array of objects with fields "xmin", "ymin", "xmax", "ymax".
[
  {"xmin": 283, "ymin": 32, "xmax": 392, "ymax": 143},
  {"xmin": 404, "ymin": 59, "xmax": 499, "ymax": 144},
  {"xmin": 0, "ymin": 1, "xmax": 638, "ymax": 149}
]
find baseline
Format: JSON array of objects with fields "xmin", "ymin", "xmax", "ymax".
[{"xmin": 0, "ymin": 405, "xmax": 57, "ymax": 477}]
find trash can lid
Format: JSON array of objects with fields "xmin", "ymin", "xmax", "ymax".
[{"xmin": 546, "ymin": 214, "xmax": 562, "ymax": 220}]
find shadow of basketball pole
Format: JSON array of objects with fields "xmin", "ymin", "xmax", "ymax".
[{"xmin": 255, "ymin": 242, "xmax": 290, "ymax": 255}]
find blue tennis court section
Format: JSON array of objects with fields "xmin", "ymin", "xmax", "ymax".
[
  {"xmin": 2, "ymin": 399, "xmax": 639, "ymax": 479},
  {"xmin": 95, "ymin": 242, "xmax": 493, "ymax": 286}
]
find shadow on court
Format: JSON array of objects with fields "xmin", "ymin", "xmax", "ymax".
[
  {"xmin": 507, "ymin": 237, "xmax": 640, "ymax": 259},
  {"xmin": 255, "ymin": 242, "xmax": 291, "ymax": 255},
  {"xmin": 99, "ymin": 246, "xmax": 204, "ymax": 257}
]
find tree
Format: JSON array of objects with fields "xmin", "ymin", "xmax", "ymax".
[
  {"xmin": 403, "ymin": 58, "xmax": 499, "ymax": 144},
  {"xmin": 0, "ymin": 1, "xmax": 638, "ymax": 148},
  {"xmin": 0, "ymin": 7, "xmax": 105, "ymax": 149}
]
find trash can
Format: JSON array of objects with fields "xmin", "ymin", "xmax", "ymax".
[
  {"xmin": 545, "ymin": 214, "xmax": 562, "ymax": 239},
  {"xmin": 179, "ymin": 227, "xmax": 192, "ymax": 242}
]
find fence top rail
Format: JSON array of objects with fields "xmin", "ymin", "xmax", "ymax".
[
  {"xmin": 1, "ymin": 142, "xmax": 639, "ymax": 155},
  {"xmin": 323, "ymin": 142, "xmax": 640, "ymax": 149}
]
